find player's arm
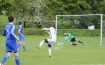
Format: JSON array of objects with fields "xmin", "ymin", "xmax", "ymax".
[
  {"xmin": 18, "ymin": 26, "xmax": 23, "ymax": 36},
  {"xmin": 42, "ymin": 28, "xmax": 50, "ymax": 32},
  {"xmin": 63, "ymin": 37, "xmax": 68, "ymax": 44},
  {"xmin": 11, "ymin": 25, "xmax": 19, "ymax": 40},
  {"xmin": 2, "ymin": 27, "xmax": 6, "ymax": 36},
  {"xmin": 42, "ymin": 28, "xmax": 49, "ymax": 31}
]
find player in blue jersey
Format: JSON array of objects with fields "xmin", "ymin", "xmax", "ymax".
[
  {"xmin": 0, "ymin": 16, "xmax": 20, "ymax": 65},
  {"xmin": 17, "ymin": 22, "xmax": 27, "ymax": 51}
]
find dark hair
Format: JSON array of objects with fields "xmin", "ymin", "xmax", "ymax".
[
  {"xmin": 8, "ymin": 16, "xmax": 14, "ymax": 22},
  {"xmin": 19, "ymin": 22, "xmax": 22, "ymax": 25}
]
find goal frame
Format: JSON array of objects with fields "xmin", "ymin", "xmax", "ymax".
[{"xmin": 55, "ymin": 14, "xmax": 103, "ymax": 46}]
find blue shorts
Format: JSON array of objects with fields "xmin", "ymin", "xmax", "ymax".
[
  {"xmin": 6, "ymin": 39, "xmax": 18, "ymax": 53},
  {"xmin": 19, "ymin": 35, "xmax": 24, "ymax": 42}
]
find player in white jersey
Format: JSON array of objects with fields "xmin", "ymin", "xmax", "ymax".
[{"xmin": 35, "ymin": 26, "xmax": 56, "ymax": 57}]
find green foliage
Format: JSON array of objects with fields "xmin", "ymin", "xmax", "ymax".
[
  {"xmin": 23, "ymin": 29, "xmax": 100, "ymax": 36},
  {"xmin": 0, "ymin": 0, "xmax": 13, "ymax": 15},
  {"xmin": 0, "ymin": 15, "xmax": 8, "ymax": 25},
  {"xmin": 0, "ymin": 0, "xmax": 104, "ymax": 36},
  {"xmin": 58, "ymin": 29, "xmax": 100, "ymax": 36},
  {"xmin": 1, "ymin": 0, "xmax": 105, "ymax": 16},
  {"xmin": 0, "ymin": 28, "xmax": 4, "ymax": 34},
  {"xmin": 0, "ymin": 28, "xmax": 100, "ymax": 36},
  {"xmin": 24, "ymin": 28, "xmax": 46, "ymax": 35},
  {"xmin": 1, "ymin": 0, "xmax": 105, "ymax": 23},
  {"xmin": 57, "ymin": 16, "xmax": 100, "ymax": 29},
  {"xmin": 0, "ymin": 28, "xmax": 47, "ymax": 35},
  {"xmin": 43, "ymin": 0, "xmax": 105, "ymax": 20}
]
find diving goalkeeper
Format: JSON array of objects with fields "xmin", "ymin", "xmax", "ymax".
[{"xmin": 63, "ymin": 33, "xmax": 83, "ymax": 46}]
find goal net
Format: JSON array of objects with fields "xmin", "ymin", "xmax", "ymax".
[{"xmin": 55, "ymin": 14, "xmax": 103, "ymax": 46}]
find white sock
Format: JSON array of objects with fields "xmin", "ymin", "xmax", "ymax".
[
  {"xmin": 48, "ymin": 47, "xmax": 51, "ymax": 56},
  {"xmin": 39, "ymin": 40, "xmax": 45, "ymax": 47}
]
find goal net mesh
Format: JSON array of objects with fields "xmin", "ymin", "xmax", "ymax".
[{"xmin": 56, "ymin": 14, "xmax": 103, "ymax": 46}]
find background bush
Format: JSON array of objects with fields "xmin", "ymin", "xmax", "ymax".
[
  {"xmin": 0, "ymin": 28, "xmax": 100, "ymax": 36},
  {"xmin": 57, "ymin": 29, "xmax": 100, "ymax": 36}
]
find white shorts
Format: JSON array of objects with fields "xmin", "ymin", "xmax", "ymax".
[{"xmin": 46, "ymin": 38, "xmax": 56, "ymax": 45}]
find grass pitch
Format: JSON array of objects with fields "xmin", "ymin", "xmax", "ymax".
[{"xmin": 0, "ymin": 35, "xmax": 105, "ymax": 65}]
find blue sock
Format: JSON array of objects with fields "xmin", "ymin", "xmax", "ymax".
[
  {"xmin": 23, "ymin": 45, "xmax": 27, "ymax": 51},
  {"xmin": 1, "ymin": 55, "xmax": 9, "ymax": 64},
  {"xmin": 15, "ymin": 56, "xmax": 20, "ymax": 65},
  {"xmin": 17, "ymin": 44, "xmax": 21, "ymax": 48}
]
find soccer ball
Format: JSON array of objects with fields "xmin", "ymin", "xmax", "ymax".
[{"xmin": 57, "ymin": 42, "xmax": 63, "ymax": 46}]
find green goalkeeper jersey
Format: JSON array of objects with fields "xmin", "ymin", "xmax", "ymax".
[
  {"xmin": 66, "ymin": 33, "xmax": 74, "ymax": 40},
  {"xmin": 63, "ymin": 33, "xmax": 74, "ymax": 44}
]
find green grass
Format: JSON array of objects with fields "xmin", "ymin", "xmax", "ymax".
[{"xmin": 0, "ymin": 35, "xmax": 105, "ymax": 65}]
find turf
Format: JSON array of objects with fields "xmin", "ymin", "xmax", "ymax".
[{"xmin": 0, "ymin": 35, "xmax": 105, "ymax": 65}]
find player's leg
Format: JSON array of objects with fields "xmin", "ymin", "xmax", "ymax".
[
  {"xmin": 72, "ymin": 42, "xmax": 78, "ymax": 46},
  {"xmin": 69, "ymin": 41, "xmax": 72, "ymax": 45},
  {"xmin": 13, "ymin": 43, "xmax": 20, "ymax": 65},
  {"xmin": 70, "ymin": 42, "xmax": 73, "ymax": 45},
  {"xmin": 47, "ymin": 39, "xmax": 55, "ymax": 58},
  {"xmin": 0, "ymin": 52, "xmax": 11, "ymax": 65},
  {"xmin": 15, "ymin": 52, "xmax": 20, "ymax": 65},
  {"xmin": 21, "ymin": 36, "xmax": 27, "ymax": 51},
  {"xmin": 22, "ymin": 42, "xmax": 27, "ymax": 51},
  {"xmin": 40, "ymin": 39, "xmax": 48, "ymax": 47},
  {"xmin": 71, "ymin": 38, "xmax": 80, "ymax": 46},
  {"xmin": 18, "ymin": 35, "xmax": 27, "ymax": 51},
  {"xmin": 0, "ymin": 44, "xmax": 12, "ymax": 65},
  {"xmin": 35, "ymin": 38, "xmax": 48, "ymax": 48},
  {"xmin": 69, "ymin": 39, "xmax": 76, "ymax": 46},
  {"xmin": 70, "ymin": 41, "xmax": 77, "ymax": 46},
  {"xmin": 75, "ymin": 38, "xmax": 83, "ymax": 44},
  {"xmin": 17, "ymin": 35, "xmax": 22, "ymax": 48},
  {"xmin": 48, "ymin": 43, "xmax": 52, "ymax": 57},
  {"xmin": 35, "ymin": 40, "xmax": 45, "ymax": 48},
  {"xmin": 17, "ymin": 42, "xmax": 21, "ymax": 48},
  {"xmin": 78, "ymin": 40, "xmax": 83, "ymax": 44}
]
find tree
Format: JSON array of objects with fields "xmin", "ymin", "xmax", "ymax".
[{"xmin": 0, "ymin": 0, "xmax": 13, "ymax": 15}]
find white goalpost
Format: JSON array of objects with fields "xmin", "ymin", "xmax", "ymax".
[{"xmin": 55, "ymin": 14, "xmax": 103, "ymax": 46}]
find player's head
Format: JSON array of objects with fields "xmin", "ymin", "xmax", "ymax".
[
  {"xmin": 8, "ymin": 16, "xmax": 14, "ymax": 22},
  {"xmin": 19, "ymin": 21, "xmax": 22, "ymax": 25},
  {"xmin": 49, "ymin": 22, "xmax": 54, "ymax": 27}
]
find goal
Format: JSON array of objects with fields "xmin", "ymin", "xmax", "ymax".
[{"xmin": 55, "ymin": 14, "xmax": 103, "ymax": 46}]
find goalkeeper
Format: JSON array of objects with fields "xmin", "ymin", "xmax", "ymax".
[{"xmin": 63, "ymin": 33, "xmax": 83, "ymax": 46}]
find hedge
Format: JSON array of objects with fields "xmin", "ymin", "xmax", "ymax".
[
  {"xmin": 57, "ymin": 29, "xmax": 100, "ymax": 36},
  {"xmin": 0, "ymin": 28, "xmax": 100, "ymax": 36},
  {"xmin": 23, "ymin": 28, "xmax": 47, "ymax": 35},
  {"xmin": 0, "ymin": 28, "xmax": 47, "ymax": 35}
]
